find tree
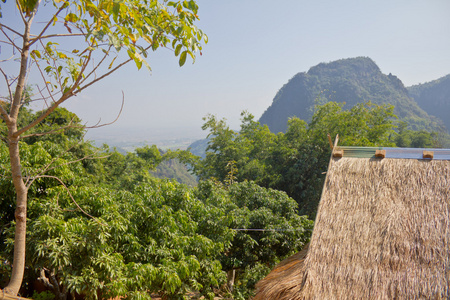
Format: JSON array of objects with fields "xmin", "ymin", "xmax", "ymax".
[
  {"xmin": 194, "ymin": 180, "xmax": 313, "ymax": 298},
  {"xmin": 193, "ymin": 102, "xmax": 397, "ymax": 217},
  {"xmin": 393, "ymin": 121, "xmax": 442, "ymax": 148},
  {"xmin": 0, "ymin": 0, "xmax": 207, "ymax": 295},
  {"xmin": 1, "ymin": 124, "xmax": 311, "ymax": 299},
  {"xmin": 0, "ymin": 140, "xmax": 234, "ymax": 299}
]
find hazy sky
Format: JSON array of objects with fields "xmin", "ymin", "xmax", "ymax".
[{"xmin": 2, "ymin": 0, "xmax": 450, "ymax": 141}]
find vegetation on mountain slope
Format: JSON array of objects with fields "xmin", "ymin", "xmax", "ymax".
[
  {"xmin": 408, "ymin": 74, "xmax": 450, "ymax": 132},
  {"xmin": 259, "ymin": 57, "xmax": 446, "ymax": 133}
]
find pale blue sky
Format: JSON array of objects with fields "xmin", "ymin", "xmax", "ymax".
[{"xmin": 2, "ymin": 1, "xmax": 450, "ymax": 141}]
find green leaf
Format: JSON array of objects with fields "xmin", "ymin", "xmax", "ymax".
[
  {"xmin": 30, "ymin": 50, "xmax": 41, "ymax": 59},
  {"xmin": 174, "ymin": 44, "xmax": 182, "ymax": 57},
  {"xmin": 179, "ymin": 51, "xmax": 187, "ymax": 67},
  {"xmin": 65, "ymin": 13, "xmax": 78, "ymax": 23}
]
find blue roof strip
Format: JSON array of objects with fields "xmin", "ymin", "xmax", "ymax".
[
  {"xmin": 337, "ymin": 146, "xmax": 450, "ymax": 160},
  {"xmin": 383, "ymin": 147, "xmax": 450, "ymax": 160}
]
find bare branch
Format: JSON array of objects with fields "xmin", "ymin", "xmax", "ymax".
[
  {"xmin": 36, "ymin": 84, "xmax": 59, "ymax": 109},
  {"xmin": 31, "ymin": 175, "xmax": 106, "ymax": 225},
  {"xmin": 21, "ymin": 95, "xmax": 124, "ymax": 139},
  {"xmin": 28, "ymin": 3, "xmax": 66, "ymax": 47},
  {"xmin": 9, "ymin": 20, "xmax": 32, "ymax": 121},
  {"xmin": 14, "ymin": 43, "xmax": 92, "ymax": 136},
  {"xmin": 75, "ymin": 56, "xmax": 133, "ymax": 95},
  {"xmin": 89, "ymin": 93, "xmax": 125, "ymax": 128},
  {"xmin": 77, "ymin": 45, "xmax": 114, "ymax": 87},
  {"xmin": 14, "ymin": 0, "xmax": 27, "ymax": 24},
  {"xmin": 0, "ymin": 69, "xmax": 13, "ymax": 123},
  {"xmin": 0, "ymin": 68, "xmax": 13, "ymax": 100},
  {"xmin": 0, "ymin": 26, "xmax": 22, "ymax": 53},
  {"xmin": 0, "ymin": 23, "xmax": 24, "ymax": 39},
  {"xmin": 0, "ymin": 103, "xmax": 10, "ymax": 123},
  {"xmin": 14, "ymin": 93, "xmax": 70, "ymax": 137},
  {"xmin": 0, "ymin": 53, "xmax": 17, "ymax": 63},
  {"xmin": 13, "ymin": 42, "xmax": 90, "ymax": 135},
  {"xmin": 73, "ymin": 34, "xmax": 158, "ymax": 95},
  {"xmin": 20, "ymin": 119, "xmax": 80, "ymax": 139},
  {"xmin": 33, "ymin": 41, "xmax": 58, "ymax": 105},
  {"xmin": 31, "ymin": 33, "xmax": 85, "ymax": 40}
]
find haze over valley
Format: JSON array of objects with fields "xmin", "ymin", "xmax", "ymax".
[{"xmin": 86, "ymin": 57, "xmax": 450, "ymax": 152}]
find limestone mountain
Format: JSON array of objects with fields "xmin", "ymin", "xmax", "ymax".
[
  {"xmin": 259, "ymin": 57, "xmax": 445, "ymax": 133},
  {"xmin": 407, "ymin": 74, "xmax": 450, "ymax": 132}
]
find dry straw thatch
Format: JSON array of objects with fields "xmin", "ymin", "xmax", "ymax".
[{"xmin": 255, "ymin": 156, "xmax": 450, "ymax": 299}]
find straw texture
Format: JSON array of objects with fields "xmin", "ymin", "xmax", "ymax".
[
  {"xmin": 254, "ymin": 157, "xmax": 450, "ymax": 300},
  {"xmin": 253, "ymin": 244, "xmax": 309, "ymax": 300}
]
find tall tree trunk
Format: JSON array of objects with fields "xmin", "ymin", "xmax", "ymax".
[
  {"xmin": 4, "ymin": 134, "xmax": 28, "ymax": 295},
  {"xmin": 226, "ymin": 269, "xmax": 236, "ymax": 293},
  {"xmin": 4, "ymin": 11, "xmax": 32, "ymax": 295}
]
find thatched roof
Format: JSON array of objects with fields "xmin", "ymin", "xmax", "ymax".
[{"xmin": 255, "ymin": 149, "xmax": 450, "ymax": 299}]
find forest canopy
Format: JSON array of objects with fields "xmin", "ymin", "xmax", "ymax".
[{"xmin": 1, "ymin": 99, "xmax": 446, "ymax": 299}]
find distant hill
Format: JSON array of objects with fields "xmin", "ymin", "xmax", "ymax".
[
  {"xmin": 259, "ymin": 57, "xmax": 446, "ymax": 133},
  {"xmin": 407, "ymin": 74, "xmax": 450, "ymax": 132},
  {"xmin": 151, "ymin": 158, "xmax": 197, "ymax": 186},
  {"xmin": 188, "ymin": 138, "xmax": 209, "ymax": 159}
]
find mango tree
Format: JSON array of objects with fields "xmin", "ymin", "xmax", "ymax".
[{"xmin": 0, "ymin": 0, "xmax": 207, "ymax": 295}]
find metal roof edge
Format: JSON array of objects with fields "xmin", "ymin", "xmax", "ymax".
[{"xmin": 334, "ymin": 146, "xmax": 450, "ymax": 160}]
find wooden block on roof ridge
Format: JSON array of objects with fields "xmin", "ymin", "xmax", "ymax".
[
  {"xmin": 333, "ymin": 149, "xmax": 343, "ymax": 158},
  {"xmin": 375, "ymin": 149, "xmax": 386, "ymax": 158},
  {"xmin": 423, "ymin": 150, "xmax": 434, "ymax": 159}
]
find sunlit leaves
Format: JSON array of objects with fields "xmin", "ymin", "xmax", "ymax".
[
  {"xmin": 174, "ymin": 43, "xmax": 183, "ymax": 57},
  {"xmin": 0, "ymin": 103, "xmax": 314, "ymax": 298},
  {"xmin": 179, "ymin": 50, "xmax": 187, "ymax": 66},
  {"xmin": 194, "ymin": 103, "xmax": 397, "ymax": 218},
  {"xmin": 22, "ymin": 0, "xmax": 206, "ymax": 101}
]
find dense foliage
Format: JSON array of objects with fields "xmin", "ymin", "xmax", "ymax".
[
  {"xmin": 1, "ymin": 98, "xmax": 446, "ymax": 299},
  {"xmin": 1, "ymin": 0, "xmax": 209, "ymax": 295},
  {"xmin": 193, "ymin": 101, "xmax": 443, "ymax": 218},
  {"xmin": 0, "ymin": 108, "xmax": 312, "ymax": 299},
  {"xmin": 193, "ymin": 102, "xmax": 392, "ymax": 217}
]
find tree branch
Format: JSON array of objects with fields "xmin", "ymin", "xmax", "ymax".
[
  {"xmin": 21, "ymin": 95, "xmax": 123, "ymax": 138},
  {"xmin": 72, "ymin": 40, "xmax": 154, "ymax": 96},
  {"xmin": 33, "ymin": 47, "xmax": 58, "ymax": 106},
  {"xmin": 0, "ymin": 23, "xmax": 24, "ymax": 39},
  {"xmin": 14, "ymin": 0, "xmax": 27, "ymax": 25},
  {"xmin": 14, "ymin": 91, "xmax": 72, "ymax": 137},
  {"xmin": 0, "ymin": 69, "xmax": 12, "ymax": 124},
  {"xmin": 21, "ymin": 119, "xmax": 82, "ymax": 139},
  {"xmin": 12, "ymin": 23, "xmax": 152, "ymax": 137},
  {"xmin": 33, "ymin": 175, "xmax": 106, "ymax": 225},
  {"xmin": 31, "ymin": 33, "xmax": 85, "ymax": 40},
  {"xmin": 28, "ymin": 3, "xmax": 66, "ymax": 47},
  {"xmin": 37, "ymin": 268, "xmax": 55, "ymax": 291},
  {"xmin": 77, "ymin": 45, "xmax": 114, "ymax": 87},
  {"xmin": 82, "ymin": 93, "xmax": 125, "ymax": 128},
  {"xmin": 0, "ymin": 26, "xmax": 22, "ymax": 53},
  {"xmin": 8, "ymin": 20, "xmax": 32, "ymax": 121},
  {"xmin": 0, "ymin": 102, "xmax": 10, "ymax": 124}
]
